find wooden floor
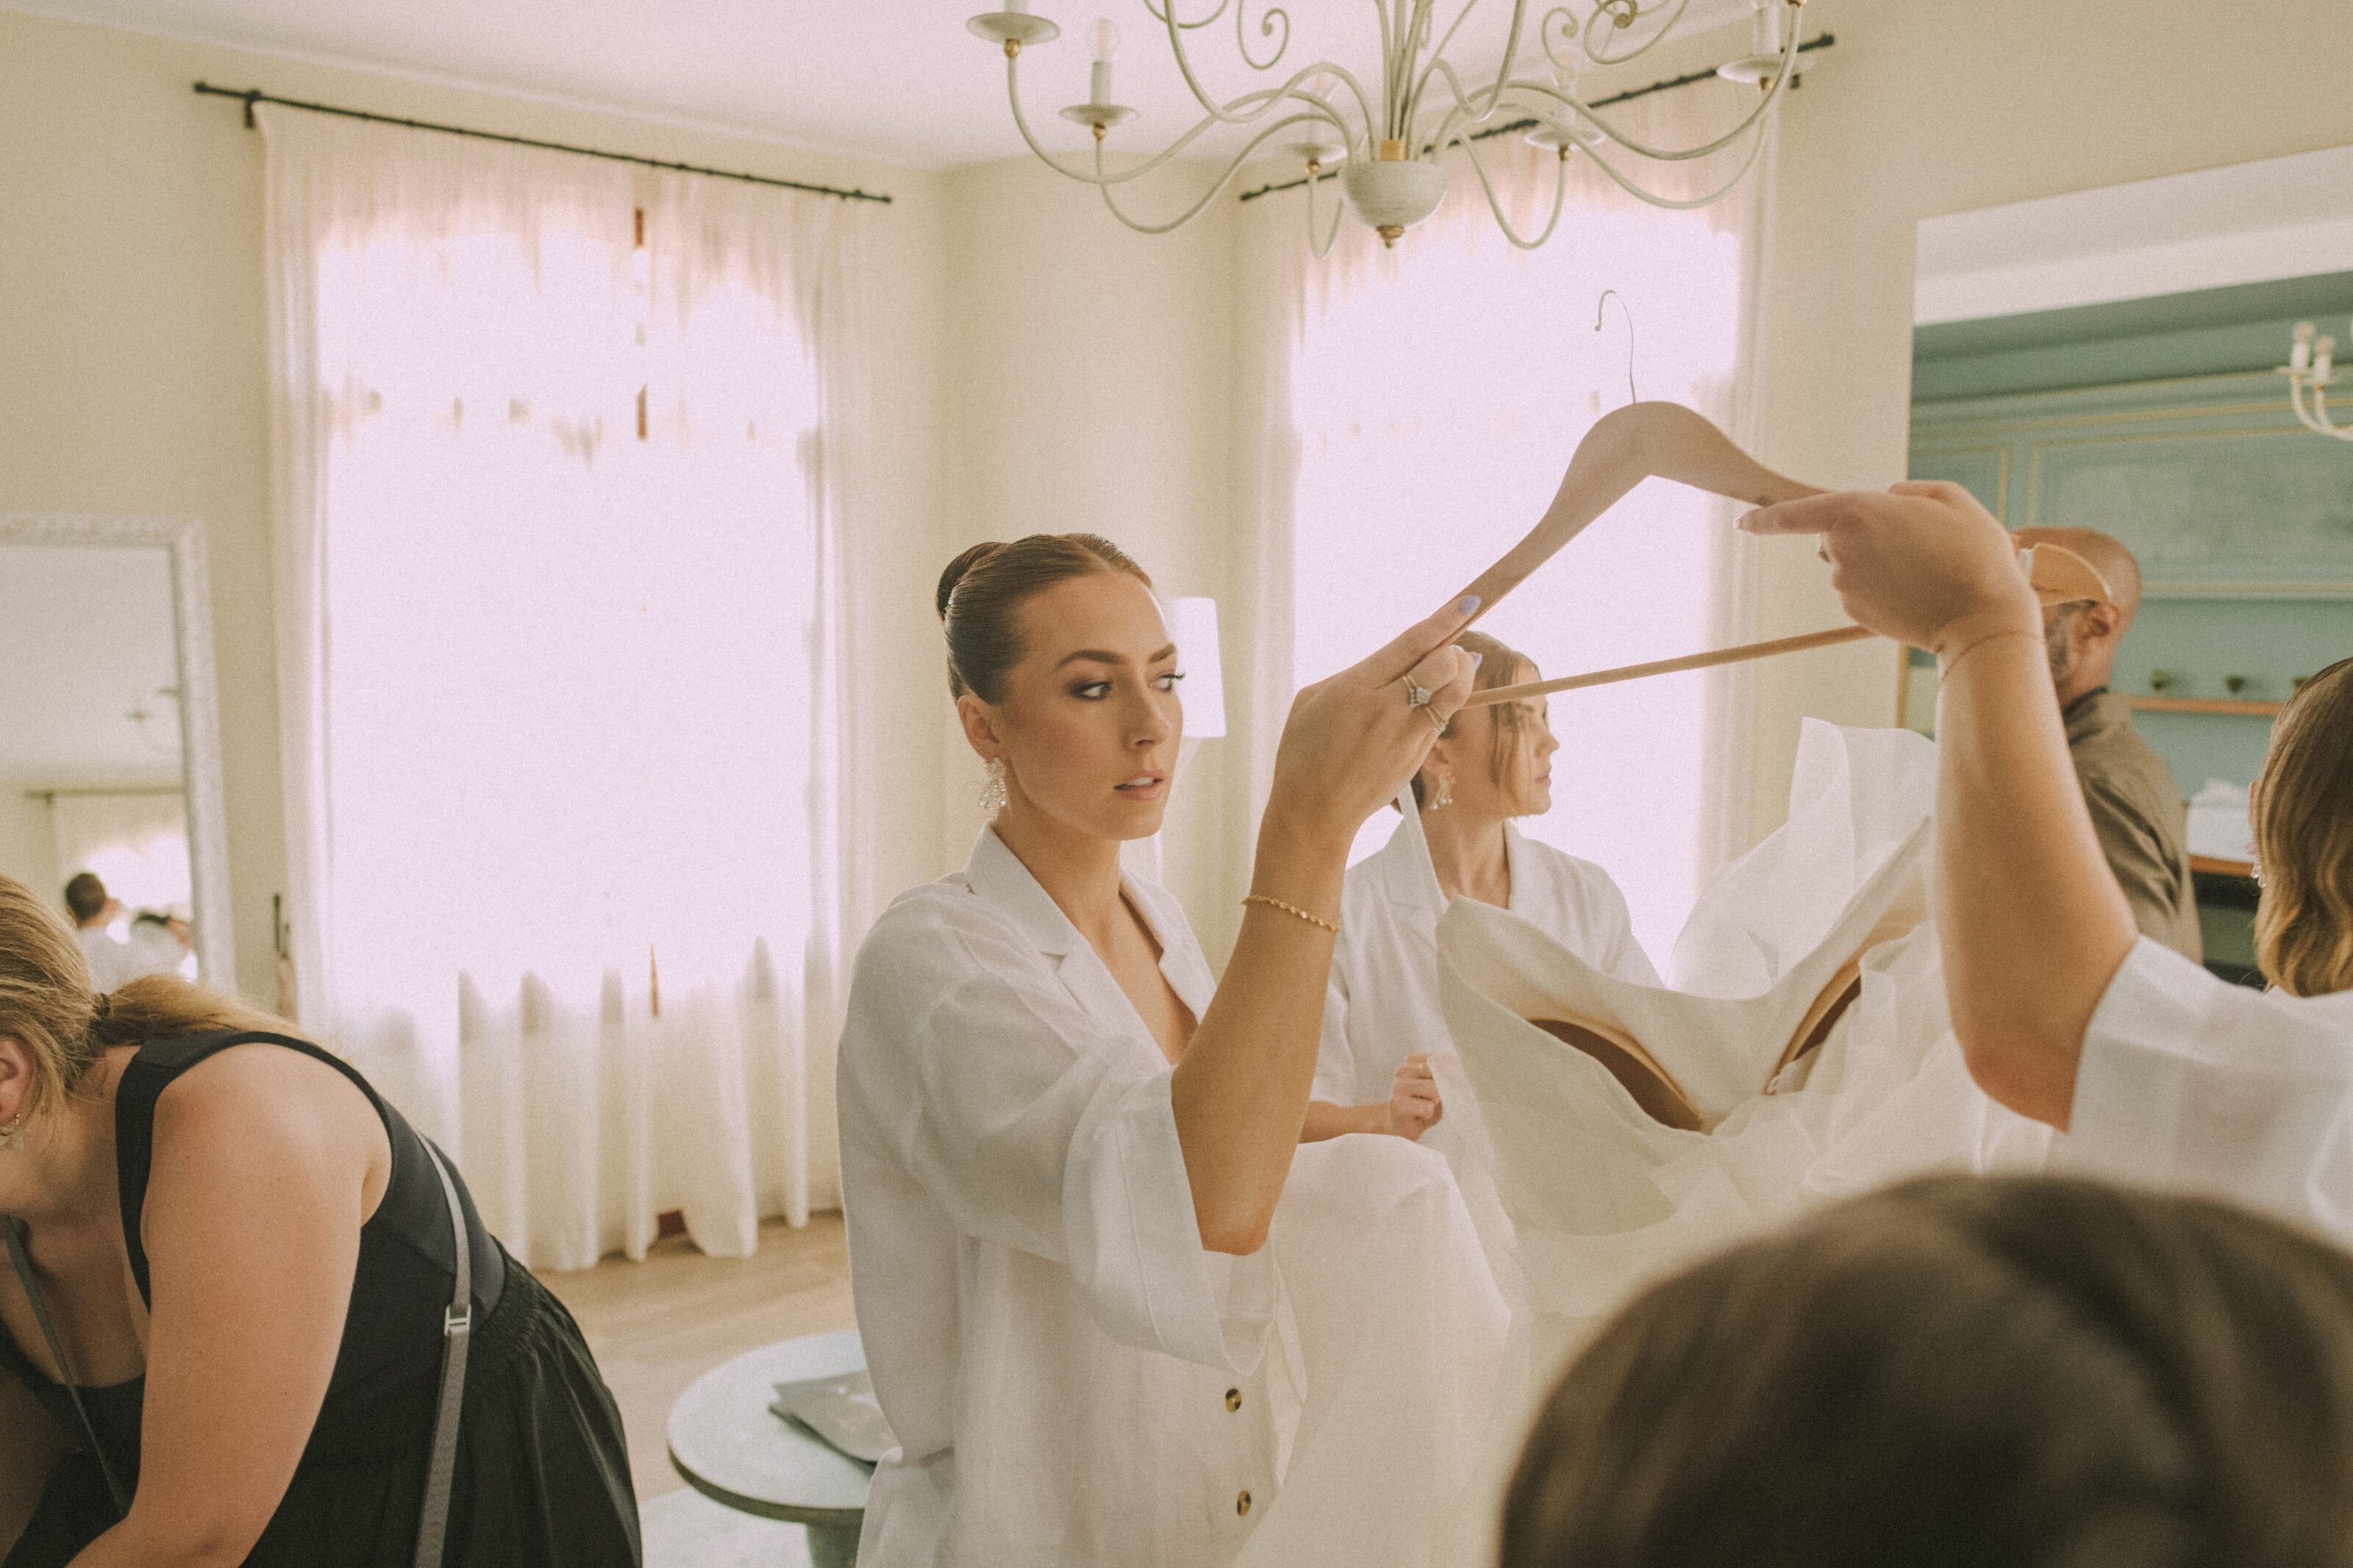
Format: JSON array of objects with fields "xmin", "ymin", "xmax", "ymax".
[{"xmin": 543, "ymin": 1213, "xmax": 857, "ymax": 1503}]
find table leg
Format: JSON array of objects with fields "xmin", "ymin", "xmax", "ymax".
[{"xmin": 804, "ymin": 1520, "xmax": 861, "ymax": 1568}]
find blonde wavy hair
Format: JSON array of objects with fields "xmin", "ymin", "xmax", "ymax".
[
  {"xmin": 2253, "ymin": 658, "xmax": 2353, "ymax": 998},
  {"xmin": 0, "ymin": 873, "xmax": 285, "ymax": 1123},
  {"xmin": 1409, "ymin": 630, "xmax": 1542, "ymax": 810}
]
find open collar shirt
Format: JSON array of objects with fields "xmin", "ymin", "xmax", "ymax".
[{"xmin": 837, "ymin": 828, "xmax": 1285, "ymax": 1568}]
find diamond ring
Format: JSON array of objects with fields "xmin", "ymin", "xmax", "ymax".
[{"xmin": 1399, "ymin": 675, "xmax": 1434, "ymax": 709}]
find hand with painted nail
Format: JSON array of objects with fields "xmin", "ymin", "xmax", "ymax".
[
  {"xmin": 1740, "ymin": 481, "xmax": 2038, "ymax": 660},
  {"xmin": 1263, "ymin": 595, "xmax": 1485, "ymax": 853}
]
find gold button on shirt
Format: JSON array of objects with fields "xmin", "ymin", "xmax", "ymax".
[
  {"xmin": 1224, "ymin": 1388, "xmax": 1241, "ymax": 1413},
  {"xmin": 1237, "ymin": 1490, "xmax": 1253, "ymax": 1517}
]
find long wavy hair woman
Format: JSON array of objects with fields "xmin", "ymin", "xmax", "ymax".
[{"xmin": 0, "ymin": 878, "xmax": 639, "ymax": 1567}]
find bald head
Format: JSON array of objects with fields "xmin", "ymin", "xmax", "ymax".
[
  {"xmin": 2013, "ymin": 526, "xmax": 2143, "ymax": 629},
  {"xmin": 2014, "ymin": 527, "xmax": 2143, "ymax": 706}
]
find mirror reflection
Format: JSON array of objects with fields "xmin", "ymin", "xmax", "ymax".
[{"xmin": 0, "ymin": 542, "xmax": 201, "ymax": 984}]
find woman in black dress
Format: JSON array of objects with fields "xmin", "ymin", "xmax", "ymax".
[{"xmin": 0, "ymin": 874, "xmax": 640, "ymax": 1567}]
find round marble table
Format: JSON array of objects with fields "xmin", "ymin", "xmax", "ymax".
[{"xmin": 668, "ymin": 1330, "xmax": 874, "ymax": 1568}]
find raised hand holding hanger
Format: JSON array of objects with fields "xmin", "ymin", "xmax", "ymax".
[{"xmin": 1442, "ymin": 401, "xmax": 2114, "ymax": 709}]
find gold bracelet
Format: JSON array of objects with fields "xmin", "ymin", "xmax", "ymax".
[{"xmin": 1243, "ymin": 893, "xmax": 1340, "ymax": 934}]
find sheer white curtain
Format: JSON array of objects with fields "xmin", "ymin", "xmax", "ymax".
[
  {"xmin": 260, "ymin": 107, "xmax": 869, "ymax": 1268},
  {"xmin": 1233, "ymin": 85, "xmax": 1772, "ymax": 962}
]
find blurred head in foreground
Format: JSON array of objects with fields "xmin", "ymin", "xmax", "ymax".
[{"xmin": 1503, "ymin": 1175, "xmax": 2353, "ymax": 1568}]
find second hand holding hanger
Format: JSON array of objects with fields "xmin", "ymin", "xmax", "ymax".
[{"xmin": 1438, "ymin": 401, "xmax": 2113, "ymax": 709}]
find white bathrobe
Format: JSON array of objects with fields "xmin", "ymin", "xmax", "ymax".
[
  {"xmin": 2065, "ymin": 937, "xmax": 2353, "ymax": 1247},
  {"xmin": 837, "ymin": 829, "xmax": 1507, "ymax": 1568},
  {"xmin": 1316, "ymin": 808, "xmax": 1657, "ymax": 1109}
]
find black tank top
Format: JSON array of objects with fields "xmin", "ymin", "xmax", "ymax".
[{"xmin": 0, "ymin": 1031, "xmax": 507, "ymax": 1483}]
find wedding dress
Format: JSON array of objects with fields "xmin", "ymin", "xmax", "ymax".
[{"xmin": 1424, "ymin": 723, "xmax": 2053, "ymax": 1558}]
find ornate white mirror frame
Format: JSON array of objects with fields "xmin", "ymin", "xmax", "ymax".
[{"xmin": 0, "ymin": 513, "xmax": 236, "ymax": 989}]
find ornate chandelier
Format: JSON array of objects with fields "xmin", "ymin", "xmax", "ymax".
[
  {"xmin": 2281, "ymin": 321, "xmax": 2353, "ymax": 442},
  {"xmin": 965, "ymin": 0, "xmax": 1810, "ymax": 253}
]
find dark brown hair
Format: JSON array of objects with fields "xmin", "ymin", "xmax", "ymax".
[
  {"xmin": 1410, "ymin": 630, "xmax": 1539, "ymax": 808},
  {"xmin": 1502, "ymin": 1174, "xmax": 2353, "ymax": 1568},
  {"xmin": 935, "ymin": 534, "xmax": 1154, "ymax": 704},
  {"xmin": 1, "ymin": 873, "xmax": 285, "ymax": 1121},
  {"xmin": 62, "ymin": 871, "xmax": 108, "ymax": 926},
  {"xmin": 2254, "ymin": 656, "xmax": 2353, "ymax": 997}
]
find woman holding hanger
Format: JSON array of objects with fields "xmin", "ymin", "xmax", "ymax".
[
  {"xmin": 836, "ymin": 534, "xmax": 1493, "ymax": 1567},
  {"xmin": 1305, "ymin": 631, "xmax": 1657, "ymax": 1144},
  {"xmin": 1741, "ymin": 480, "xmax": 2353, "ymax": 1242},
  {"xmin": 0, "ymin": 877, "xmax": 638, "ymax": 1568}
]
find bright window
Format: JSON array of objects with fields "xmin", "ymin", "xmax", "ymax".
[
  {"xmin": 313, "ymin": 201, "xmax": 829, "ymax": 1037},
  {"xmin": 1289, "ymin": 179, "xmax": 1749, "ymax": 961}
]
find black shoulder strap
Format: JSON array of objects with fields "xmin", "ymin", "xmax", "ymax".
[{"xmin": 2, "ymin": 1217, "xmax": 129, "ymax": 1518}]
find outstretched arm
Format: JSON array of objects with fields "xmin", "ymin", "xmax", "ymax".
[
  {"xmin": 1173, "ymin": 601, "xmax": 1479, "ymax": 1250},
  {"xmin": 1742, "ymin": 482, "xmax": 2137, "ymax": 1127}
]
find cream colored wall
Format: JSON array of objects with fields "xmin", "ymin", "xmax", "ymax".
[
  {"xmin": 0, "ymin": 789, "xmax": 59, "ymax": 904},
  {"xmin": 936, "ymin": 159, "xmax": 1241, "ymax": 938},
  {"xmin": 0, "ymin": 8, "xmax": 951, "ymax": 998},
  {"xmin": 1738, "ymin": 0, "xmax": 2353, "ymax": 848}
]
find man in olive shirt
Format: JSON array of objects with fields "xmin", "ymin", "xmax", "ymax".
[{"xmin": 2013, "ymin": 526, "xmax": 2202, "ymax": 961}]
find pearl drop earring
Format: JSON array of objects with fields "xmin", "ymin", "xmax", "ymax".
[
  {"xmin": 0, "ymin": 1115, "xmax": 24, "ymax": 1151},
  {"xmin": 979, "ymin": 758, "xmax": 1009, "ymax": 816}
]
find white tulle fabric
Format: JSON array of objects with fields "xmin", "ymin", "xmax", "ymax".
[{"xmin": 1425, "ymin": 722, "xmax": 2053, "ymax": 1557}]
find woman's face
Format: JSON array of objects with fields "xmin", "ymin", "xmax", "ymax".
[
  {"xmin": 962, "ymin": 571, "xmax": 1185, "ymax": 844},
  {"xmin": 1429, "ymin": 673, "xmax": 1558, "ymax": 820}
]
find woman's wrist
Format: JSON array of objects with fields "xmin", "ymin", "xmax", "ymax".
[
  {"xmin": 1254, "ymin": 796, "xmax": 1355, "ymax": 872},
  {"xmin": 1246, "ymin": 816, "xmax": 1347, "ymax": 939},
  {"xmin": 1932, "ymin": 595, "xmax": 2040, "ymax": 669}
]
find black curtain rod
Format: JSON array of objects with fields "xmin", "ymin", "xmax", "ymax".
[
  {"xmin": 192, "ymin": 82, "xmax": 893, "ymax": 205},
  {"xmin": 1237, "ymin": 33, "xmax": 1832, "ymax": 204}
]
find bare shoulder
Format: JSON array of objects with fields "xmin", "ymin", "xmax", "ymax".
[{"xmin": 149, "ymin": 1040, "xmax": 388, "ymax": 1181}]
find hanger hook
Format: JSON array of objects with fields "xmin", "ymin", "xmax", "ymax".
[{"xmin": 1594, "ymin": 289, "xmax": 1638, "ymax": 407}]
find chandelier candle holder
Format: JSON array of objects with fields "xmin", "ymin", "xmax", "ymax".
[
  {"xmin": 2281, "ymin": 320, "xmax": 2353, "ymax": 442},
  {"xmin": 966, "ymin": 0, "xmax": 1810, "ymax": 253}
]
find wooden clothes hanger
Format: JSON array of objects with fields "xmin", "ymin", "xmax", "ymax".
[{"xmin": 1440, "ymin": 401, "xmax": 2115, "ymax": 709}]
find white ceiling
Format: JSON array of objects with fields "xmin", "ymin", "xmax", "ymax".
[
  {"xmin": 0, "ymin": 545, "xmax": 185, "ymax": 780},
  {"xmin": 1916, "ymin": 143, "xmax": 2353, "ymax": 324},
  {"xmin": 16, "ymin": 0, "xmax": 1754, "ymax": 169}
]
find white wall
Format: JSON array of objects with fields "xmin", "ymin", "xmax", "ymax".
[
  {"xmin": 0, "ymin": 788, "xmax": 59, "ymax": 905},
  {"xmin": 0, "ymin": 7, "xmax": 952, "ymax": 997},
  {"xmin": 1738, "ymin": 0, "xmax": 2353, "ymax": 847},
  {"xmin": 937, "ymin": 159, "xmax": 1241, "ymax": 937}
]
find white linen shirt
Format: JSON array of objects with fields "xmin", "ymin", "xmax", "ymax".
[
  {"xmin": 1316, "ymin": 804, "xmax": 1660, "ymax": 1106},
  {"xmin": 2067, "ymin": 937, "xmax": 2353, "ymax": 1247},
  {"xmin": 76, "ymin": 925, "xmax": 134, "ymax": 992},
  {"xmin": 837, "ymin": 829, "xmax": 1285, "ymax": 1568}
]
